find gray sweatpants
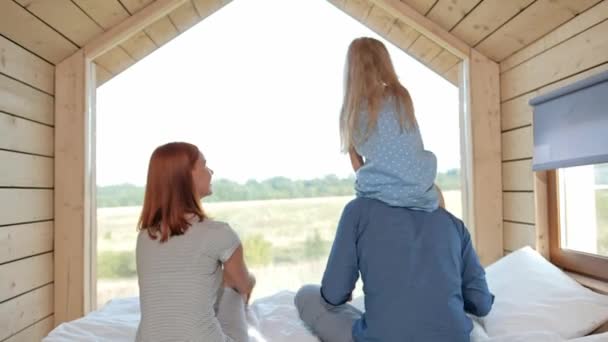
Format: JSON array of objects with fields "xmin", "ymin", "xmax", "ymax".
[
  {"xmin": 217, "ymin": 287, "xmax": 249, "ymax": 342},
  {"xmin": 294, "ymin": 285, "xmax": 363, "ymax": 342}
]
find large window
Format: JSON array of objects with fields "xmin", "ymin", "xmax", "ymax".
[
  {"xmin": 94, "ymin": 0, "xmax": 465, "ymax": 309},
  {"xmin": 549, "ymin": 163, "xmax": 608, "ymax": 280}
]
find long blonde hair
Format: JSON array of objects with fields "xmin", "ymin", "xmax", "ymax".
[{"xmin": 340, "ymin": 37, "xmax": 417, "ymax": 152}]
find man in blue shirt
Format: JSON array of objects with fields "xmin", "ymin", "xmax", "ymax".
[{"xmin": 295, "ymin": 197, "xmax": 494, "ymax": 342}]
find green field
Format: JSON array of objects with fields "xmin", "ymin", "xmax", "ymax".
[{"xmin": 96, "ymin": 192, "xmax": 463, "ymax": 307}]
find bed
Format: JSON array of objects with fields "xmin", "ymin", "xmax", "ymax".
[{"xmin": 44, "ymin": 248, "xmax": 608, "ymax": 342}]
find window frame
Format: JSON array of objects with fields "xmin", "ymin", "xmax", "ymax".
[{"xmin": 547, "ymin": 170, "xmax": 608, "ymax": 281}]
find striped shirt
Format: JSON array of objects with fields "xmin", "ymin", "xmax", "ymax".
[{"xmin": 136, "ymin": 219, "xmax": 241, "ymax": 342}]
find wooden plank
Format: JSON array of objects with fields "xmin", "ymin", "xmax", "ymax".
[
  {"xmin": 0, "ymin": 221, "xmax": 53, "ymax": 265},
  {"xmin": 451, "ymin": 0, "xmax": 535, "ymax": 47},
  {"xmin": 501, "ymin": 0, "xmax": 608, "ymax": 73},
  {"xmin": 4, "ymin": 315, "xmax": 53, "ymax": 342},
  {"xmin": 426, "ymin": 0, "xmax": 482, "ymax": 31},
  {"xmin": 0, "ymin": 253, "xmax": 53, "ymax": 303},
  {"xmin": 443, "ymin": 62, "xmax": 459, "ymax": 85},
  {"xmin": 72, "ymin": 0, "xmax": 130, "ymax": 30},
  {"xmin": 468, "ymin": 49, "xmax": 503, "ymax": 266},
  {"xmin": 0, "ymin": 113, "xmax": 54, "ymax": 156},
  {"xmin": 0, "ymin": 189, "xmax": 53, "ymax": 226},
  {"xmin": 369, "ymin": 0, "xmax": 471, "ymax": 58},
  {"xmin": 0, "ymin": 74, "xmax": 54, "ymax": 125},
  {"xmin": 501, "ymin": 126, "xmax": 532, "ymax": 161},
  {"xmin": 169, "ymin": 1, "xmax": 201, "ymax": 33},
  {"xmin": 0, "ymin": 0, "xmax": 78, "ymax": 64},
  {"xmin": 503, "ymin": 191, "xmax": 535, "ymax": 224},
  {"xmin": 567, "ymin": 272, "xmax": 608, "ymax": 295},
  {"xmin": 0, "ymin": 36, "xmax": 54, "ymax": 95},
  {"xmin": 386, "ymin": 19, "xmax": 421, "ymax": 51},
  {"xmin": 476, "ymin": 0, "xmax": 601, "ymax": 61},
  {"xmin": 501, "ymin": 63, "xmax": 608, "ymax": 131},
  {"xmin": 400, "ymin": 0, "xmax": 436, "ymax": 15},
  {"xmin": 408, "ymin": 35, "xmax": 443, "ymax": 63},
  {"xmin": 0, "ymin": 150, "xmax": 53, "ymax": 187},
  {"xmin": 365, "ymin": 5, "xmax": 395, "ymax": 36},
  {"xmin": 534, "ymin": 171, "xmax": 550, "ymax": 258},
  {"xmin": 84, "ymin": 0, "xmax": 188, "ymax": 59},
  {"xmin": 0, "ymin": 284, "xmax": 53, "ymax": 341},
  {"xmin": 55, "ymin": 50, "xmax": 93, "ymax": 325},
  {"xmin": 502, "ymin": 159, "xmax": 533, "ymax": 191},
  {"xmin": 503, "ymin": 221, "xmax": 536, "ymax": 251},
  {"xmin": 119, "ymin": 0, "xmax": 155, "ymax": 14},
  {"xmin": 500, "ymin": 19, "xmax": 608, "ymax": 100},
  {"xmin": 429, "ymin": 49, "xmax": 460, "ymax": 74},
  {"xmin": 94, "ymin": 46, "xmax": 135, "ymax": 75},
  {"xmin": 192, "ymin": 0, "xmax": 231, "ymax": 19},
  {"xmin": 95, "ymin": 64, "xmax": 113, "ymax": 87},
  {"xmin": 120, "ymin": 31, "xmax": 157, "ymax": 60},
  {"xmin": 341, "ymin": 0, "xmax": 373, "ymax": 20},
  {"xmin": 144, "ymin": 16, "xmax": 179, "ymax": 47},
  {"xmin": 15, "ymin": 0, "xmax": 104, "ymax": 47}
]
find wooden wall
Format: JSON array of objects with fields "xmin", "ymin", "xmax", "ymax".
[
  {"xmin": 0, "ymin": 36, "xmax": 55, "ymax": 341},
  {"xmin": 499, "ymin": 1, "xmax": 608, "ymax": 256}
]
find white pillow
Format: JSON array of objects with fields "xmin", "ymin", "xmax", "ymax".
[{"xmin": 480, "ymin": 246, "xmax": 608, "ymax": 339}]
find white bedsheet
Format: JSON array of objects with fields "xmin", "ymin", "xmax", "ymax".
[{"xmin": 44, "ymin": 291, "xmax": 608, "ymax": 342}]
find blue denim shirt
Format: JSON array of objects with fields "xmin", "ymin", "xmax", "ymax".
[{"xmin": 321, "ymin": 198, "xmax": 494, "ymax": 342}]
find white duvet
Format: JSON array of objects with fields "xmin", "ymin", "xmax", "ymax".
[{"xmin": 44, "ymin": 291, "xmax": 608, "ymax": 342}]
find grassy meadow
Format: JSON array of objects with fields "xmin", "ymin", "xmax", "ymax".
[{"xmin": 96, "ymin": 191, "xmax": 463, "ymax": 307}]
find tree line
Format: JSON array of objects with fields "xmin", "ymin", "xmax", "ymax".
[{"xmin": 97, "ymin": 170, "xmax": 461, "ymax": 208}]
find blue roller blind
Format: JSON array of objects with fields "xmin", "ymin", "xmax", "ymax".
[{"xmin": 530, "ymin": 70, "xmax": 608, "ymax": 171}]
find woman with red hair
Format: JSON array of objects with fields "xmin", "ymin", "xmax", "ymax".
[{"xmin": 135, "ymin": 142, "xmax": 255, "ymax": 342}]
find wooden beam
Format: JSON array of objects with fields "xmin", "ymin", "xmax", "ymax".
[
  {"xmin": 0, "ymin": 150, "xmax": 53, "ymax": 188},
  {"xmin": 368, "ymin": 0, "xmax": 471, "ymax": 58},
  {"xmin": 0, "ymin": 189, "xmax": 53, "ymax": 226},
  {"xmin": 0, "ymin": 35, "xmax": 55, "ymax": 94},
  {"xmin": 0, "ymin": 284, "xmax": 53, "ymax": 341},
  {"xmin": 0, "ymin": 112, "xmax": 54, "ymax": 156},
  {"xmin": 0, "ymin": 221, "xmax": 53, "ymax": 265},
  {"xmin": 3, "ymin": 315, "xmax": 54, "ymax": 342},
  {"xmin": 501, "ymin": 126, "xmax": 532, "ymax": 161},
  {"xmin": 0, "ymin": 0, "xmax": 78, "ymax": 64},
  {"xmin": 500, "ymin": 0, "xmax": 608, "ymax": 73},
  {"xmin": 0, "ymin": 74, "xmax": 54, "ymax": 125},
  {"xmin": 500, "ymin": 19, "xmax": 608, "ymax": 101},
  {"xmin": 503, "ymin": 221, "xmax": 535, "ymax": 251},
  {"xmin": 503, "ymin": 191, "xmax": 535, "ymax": 224},
  {"xmin": 54, "ymin": 49, "xmax": 95, "ymax": 325},
  {"xmin": 534, "ymin": 171, "xmax": 550, "ymax": 258},
  {"xmin": 467, "ymin": 49, "xmax": 503, "ymax": 265},
  {"xmin": 502, "ymin": 159, "xmax": 533, "ymax": 191},
  {"xmin": 83, "ymin": 0, "xmax": 189, "ymax": 60},
  {"xmin": 426, "ymin": 0, "xmax": 481, "ymax": 32},
  {"xmin": 0, "ymin": 253, "xmax": 53, "ymax": 303}
]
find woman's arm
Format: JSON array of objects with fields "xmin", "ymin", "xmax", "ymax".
[
  {"xmin": 223, "ymin": 245, "xmax": 256, "ymax": 304},
  {"xmin": 349, "ymin": 146, "xmax": 364, "ymax": 172}
]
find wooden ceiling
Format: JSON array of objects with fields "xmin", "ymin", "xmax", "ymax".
[{"xmin": 0, "ymin": 0, "xmax": 604, "ymax": 87}]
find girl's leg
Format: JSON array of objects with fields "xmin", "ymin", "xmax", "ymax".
[
  {"xmin": 295, "ymin": 285, "xmax": 362, "ymax": 342},
  {"xmin": 217, "ymin": 287, "xmax": 249, "ymax": 342}
]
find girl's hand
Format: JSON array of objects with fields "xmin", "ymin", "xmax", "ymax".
[{"xmin": 349, "ymin": 146, "xmax": 364, "ymax": 172}]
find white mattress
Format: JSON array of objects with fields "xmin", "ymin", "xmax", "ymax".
[{"xmin": 44, "ymin": 291, "xmax": 608, "ymax": 342}]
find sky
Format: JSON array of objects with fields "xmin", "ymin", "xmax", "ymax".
[{"xmin": 96, "ymin": 0, "xmax": 460, "ymax": 186}]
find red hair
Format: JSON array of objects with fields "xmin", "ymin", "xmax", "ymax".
[{"xmin": 138, "ymin": 142, "xmax": 205, "ymax": 242}]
